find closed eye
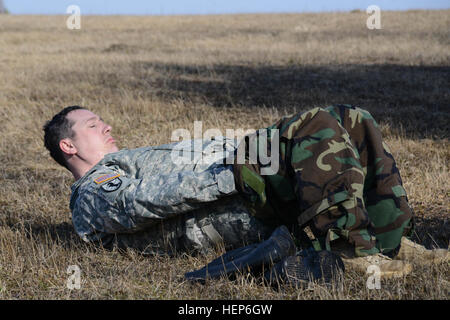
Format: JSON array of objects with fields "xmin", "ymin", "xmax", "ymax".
[{"xmin": 88, "ymin": 117, "xmax": 104, "ymax": 128}]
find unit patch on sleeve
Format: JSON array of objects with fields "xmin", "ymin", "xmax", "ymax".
[{"xmin": 101, "ymin": 177, "xmax": 122, "ymax": 192}]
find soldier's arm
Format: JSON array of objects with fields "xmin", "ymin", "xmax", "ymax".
[{"xmin": 70, "ymin": 164, "xmax": 237, "ymax": 243}]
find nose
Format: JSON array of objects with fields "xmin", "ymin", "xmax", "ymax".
[{"xmin": 103, "ymin": 123, "xmax": 112, "ymax": 135}]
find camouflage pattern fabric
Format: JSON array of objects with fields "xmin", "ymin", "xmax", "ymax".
[
  {"xmin": 233, "ymin": 104, "xmax": 415, "ymax": 257},
  {"xmin": 70, "ymin": 137, "xmax": 272, "ymax": 255}
]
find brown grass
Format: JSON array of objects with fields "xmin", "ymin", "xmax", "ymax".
[{"xmin": 0, "ymin": 11, "xmax": 449, "ymax": 299}]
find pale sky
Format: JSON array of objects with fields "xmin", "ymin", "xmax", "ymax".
[{"xmin": 4, "ymin": 0, "xmax": 450, "ymax": 15}]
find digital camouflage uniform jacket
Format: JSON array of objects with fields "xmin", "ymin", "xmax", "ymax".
[
  {"xmin": 70, "ymin": 138, "xmax": 273, "ymax": 255},
  {"xmin": 70, "ymin": 105, "xmax": 414, "ymax": 257}
]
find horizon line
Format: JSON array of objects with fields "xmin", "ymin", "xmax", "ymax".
[{"xmin": 5, "ymin": 8, "xmax": 450, "ymax": 16}]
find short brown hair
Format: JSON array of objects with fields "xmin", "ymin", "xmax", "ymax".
[{"xmin": 43, "ymin": 106, "xmax": 85, "ymax": 169}]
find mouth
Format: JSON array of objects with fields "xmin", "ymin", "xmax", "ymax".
[{"xmin": 106, "ymin": 137, "xmax": 116, "ymax": 144}]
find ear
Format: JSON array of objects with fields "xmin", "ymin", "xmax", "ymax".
[{"xmin": 59, "ymin": 138, "xmax": 77, "ymax": 156}]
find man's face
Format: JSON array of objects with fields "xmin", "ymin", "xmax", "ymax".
[{"xmin": 65, "ymin": 109, "xmax": 119, "ymax": 165}]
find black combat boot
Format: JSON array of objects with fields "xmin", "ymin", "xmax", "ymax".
[
  {"xmin": 264, "ymin": 248, "xmax": 345, "ymax": 287},
  {"xmin": 184, "ymin": 225, "xmax": 296, "ymax": 282}
]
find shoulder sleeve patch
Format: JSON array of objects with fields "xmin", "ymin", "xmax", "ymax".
[
  {"xmin": 101, "ymin": 177, "xmax": 122, "ymax": 192},
  {"xmin": 94, "ymin": 173, "xmax": 121, "ymax": 185}
]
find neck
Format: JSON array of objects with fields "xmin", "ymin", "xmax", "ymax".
[
  {"xmin": 67, "ymin": 156, "xmax": 98, "ymax": 181},
  {"xmin": 70, "ymin": 162, "xmax": 94, "ymax": 181}
]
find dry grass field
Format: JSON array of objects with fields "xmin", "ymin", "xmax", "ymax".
[{"xmin": 0, "ymin": 11, "xmax": 449, "ymax": 300}]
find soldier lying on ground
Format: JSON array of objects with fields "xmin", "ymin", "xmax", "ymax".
[{"xmin": 43, "ymin": 105, "xmax": 448, "ymax": 285}]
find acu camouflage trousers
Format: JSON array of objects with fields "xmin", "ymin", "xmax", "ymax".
[{"xmin": 233, "ymin": 104, "xmax": 415, "ymax": 257}]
